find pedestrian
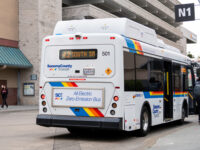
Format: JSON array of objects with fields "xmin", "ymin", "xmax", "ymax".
[{"xmin": 1, "ymin": 85, "xmax": 8, "ymax": 108}]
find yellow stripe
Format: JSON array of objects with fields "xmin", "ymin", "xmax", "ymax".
[
  {"xmin": 132, "ymin": 40, "xmax": 139, "ymax": 51},
  {"xmin": 188, "ymin": 92, "xmax": 193, "ymax": 100},
  {"xmin": 164, "ymin": 97, "xmax": 169, "ymax": 102},
  {"xmin": 62, "ymin": 82, "xmax": 70, "ymax": 87},
  {"xmin": 84, "ymin": 108, "xmax": 95, "ymax": 117},
  {"xmin": 167, "ymin": 72, "xmax": 169, "ymax": 95}
]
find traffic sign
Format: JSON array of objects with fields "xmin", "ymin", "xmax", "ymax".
[{"xmin": 175, "ymin": 3, "xmax": 195, "ymax": 22}]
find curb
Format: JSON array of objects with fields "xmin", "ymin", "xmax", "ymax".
[{"xmin": 0, "ymin": 108, "xmax": 38, "ymax": 113}]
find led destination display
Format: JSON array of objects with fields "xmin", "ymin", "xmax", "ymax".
[{"xmin": 60, "ymin": 49, "xmax": 97, "ymax": 60}]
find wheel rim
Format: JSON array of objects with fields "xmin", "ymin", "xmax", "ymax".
[{"xmin": 142, "ymin": 111, "xmax": 149, "ymax": 131}]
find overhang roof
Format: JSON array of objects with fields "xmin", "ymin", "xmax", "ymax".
[{"xmin": 0, "ymin": 46, "xmax": 32, "ymax": 68}]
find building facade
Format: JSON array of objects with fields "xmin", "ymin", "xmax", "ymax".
[
  {"xmin": 0, "ymin": 0, "xmax": 196, "ymax": 105},
  {"xmin": 0, "ymin": 0, "xmax": 32, "ymax": 105}
]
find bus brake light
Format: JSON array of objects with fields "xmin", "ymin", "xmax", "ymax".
[
  {"xmin": 41, "ymin": 94, "xmax": 45, "ymax": 99},
  {"xmin": 110, "ymin": 37, "xmax": 115, "ymax": 39},
  {"xmin": 113, "ymin": 96, "xmax": 119, "ymax": 101}
]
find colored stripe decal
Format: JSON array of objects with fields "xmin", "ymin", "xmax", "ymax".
[
  {"xmin": 49, "ymin": 82, "xmax": 77, "ymax": 87},
  {"xmin": 70, "ymin": 107, "xmax": 89, "ymax": 117},
  {"xmin": 70, "ymin": 107, "xmax": 104, "ymax": 117},
  {"xmin": 144, "ymin": 91, "xmax": 188, "ymax": 99},
  {"xmin": 93, "ymin": 108, "xmax": 104, "ymax": 117},
  {"xmin": 124, "ymin": 37, "xmax": 143, "ymax": 55},
  {"xmin": 144, "ymin": 91, "xmax": 163, "ymax": 99},
  {"xmin": 49, "ymin": 82, "xmax": 64, "ymax": 87}
]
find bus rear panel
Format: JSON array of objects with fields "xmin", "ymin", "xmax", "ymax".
[{"xmin": 37, "ymin": 33, "xmax": 124, "ymax": 130}]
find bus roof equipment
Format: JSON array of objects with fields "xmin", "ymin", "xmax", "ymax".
[{"xmin": 54, "ymin": 18, "xmax": 165, "ymax": 48}]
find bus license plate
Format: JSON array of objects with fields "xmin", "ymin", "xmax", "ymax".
[
  {"xmin": 83, "ymin": 68, "xmax": 95, "ymax": 75},
  {"xmin": 52, "ymin": 88, "xmax": 104, "ymax": 108}
]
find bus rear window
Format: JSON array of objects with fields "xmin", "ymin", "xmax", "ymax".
[{"xmin": 59, "ymin": 49, "xmax": 97, "ymax": 60}]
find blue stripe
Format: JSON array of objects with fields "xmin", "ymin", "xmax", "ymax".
[
  {"xmin": 125, "ymin": 37, "xmax": 136, "ymax": 53},
  {"xmin": 70, "ymin": 107, "xmax": 89, "ymax": 117},
  {"xmin": 173, "ymin": 94, "xmax": 187, "ymax": 97},
  {"xmin": 49, "ymin": 82, "xmax": 64, "ymax": 87}
]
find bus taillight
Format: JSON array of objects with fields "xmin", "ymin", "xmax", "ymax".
[
  {"xmin": 110, "ymin": 37, "xmax": 115, "ymax": 39},
  {"xmin": 42, "ymin": 101, "xmax": 46, "ymax": 106},
  {"xmin": 113, "ymin": 96, "xmax": 119, "ymax": 101},
  {"xmin": 45, "ymin": 38, "xmax": 50, "ymax": 42},
  {"xmin": 41, "ymin": 94, "xmax": 45, "ymax": 99}
]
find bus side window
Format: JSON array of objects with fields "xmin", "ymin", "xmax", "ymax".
[
  {"xmin": 172, "ymin": 64, "xmax": 181, "ymax": 91},
  {"xmin": 187, "ymin": 69, "xmax": 193, "ymax": 90},
  {"xmin": 183, "ymin": 67, "xmax": 193, "ymax": 91},
  {"xmin": 135, "ymin": 55, "xmax": 149, "ymax": 91},
  {"xmin": 124, "ymin": 51, "xmax": 136, "ymax": 91},
  {"xmin": 149, "ymin": 58, "xmax": 163, "ymax": 91}
]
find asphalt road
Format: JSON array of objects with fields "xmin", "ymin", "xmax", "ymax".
[{"xmin": 0, "ymin": 110, "xmax": 199, "ymax": 150}]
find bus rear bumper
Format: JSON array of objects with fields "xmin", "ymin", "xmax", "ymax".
[{"xmin": 36, "ymin": 114, "xmax": 123, "ymax": 130}]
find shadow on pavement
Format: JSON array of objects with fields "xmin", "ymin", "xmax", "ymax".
[{"xmin": 45, "ymin": 120, "xmax": 194, "ymax": 142}]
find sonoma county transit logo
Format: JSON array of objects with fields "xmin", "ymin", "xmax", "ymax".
[
  {"xmin": 47, "ymin": 64, "xmax": 72, "ymax": 71},
  {"xmin": 55, "ymin": 93, "xmax": 63, "ymax": 100}
]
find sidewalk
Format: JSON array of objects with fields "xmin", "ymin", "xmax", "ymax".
[
  {"xmin": 0, "ymin": 105, "xmax": 38, "ymax": 113},
  {"xmin": 148, "ymin": 115, "xmax": 200, "ymax": 150}
]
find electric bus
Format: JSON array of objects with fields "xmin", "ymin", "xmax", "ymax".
[{"xmin": 36, "ymin": 18, "xmax": 195, "ymax": 136}]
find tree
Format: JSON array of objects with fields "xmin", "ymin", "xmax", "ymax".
[{"xmin": 187, "ymin": 51, "xmax": 194, "ymax": 58}]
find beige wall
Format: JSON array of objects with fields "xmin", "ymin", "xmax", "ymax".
[
  {"xmin": 0, "ymin": 0, "xmax": 18, "ymax": 41},
  {"xmin": 0, "ymin": 68, "xmax": 18, "ymax": 88},
  {"xmin": 19, "ymin": 0, "xmax": 62, "ymax": 105}
]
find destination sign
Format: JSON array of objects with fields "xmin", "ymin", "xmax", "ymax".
[{"xmin": 60, "ymin": 49, "xmax": 97, "ymax": 60}]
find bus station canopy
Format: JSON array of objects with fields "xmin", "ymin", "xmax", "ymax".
[{"xmin": 0, "ymin": 46, "xmax": 32, "ymax": 68}]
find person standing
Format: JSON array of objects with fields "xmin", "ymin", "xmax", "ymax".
[{"xmin": 1, "ymin": 85, "xmax": 8, "ymax": 108}]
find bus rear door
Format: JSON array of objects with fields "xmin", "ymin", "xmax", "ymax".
[{"xmin": 163, "ymin": 61, "xmax": 173, "ymax": 120}]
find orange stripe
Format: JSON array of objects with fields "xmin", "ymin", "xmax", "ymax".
[
  {"xmin": 67, "ymin": 82, "xmax": 73, "ymax": 87},
  {"xmin": 89, "ymin": 108, "xmax": 100, "ymax": 117},
  {"xmin": 135, "ymin": 40, "xmax": 143, "ymax": 55},
  {"xmin": 151, "ymin": 91, "xmax": 163, "ymax": 94}
]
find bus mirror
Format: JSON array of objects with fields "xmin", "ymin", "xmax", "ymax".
[{"xmin": 196, "ymin": 68, "xmax": 200, "ymax": 77}]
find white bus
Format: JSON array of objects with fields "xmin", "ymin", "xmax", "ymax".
[{"xmin": 36, "ymin": 18, "xmax": 195, "ymax": 136}]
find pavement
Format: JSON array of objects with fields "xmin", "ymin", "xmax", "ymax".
[
  {"xmin": 0, "ymin": 105, "xmax": 38, "ymax": 113},
  {"xmin": 0, "ymin": 108, "xmax": 199, "ymax": 150}
]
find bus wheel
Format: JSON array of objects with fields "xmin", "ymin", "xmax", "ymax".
[
  {"xmin": 67, "ymin": 127, "xmax": 82, "ymax": 135},
  {"xmin": 138, "ymin": 106, "xmax": 150, "ymax": 136},
  {"xmin": 178, "ymin": 106, "xmax": 186, "ymax": 125}
]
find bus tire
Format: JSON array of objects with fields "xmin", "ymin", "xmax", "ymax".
[
  {"xmin": 138, "ymin": 106, "xmax": 150, "ymax": 136},
  {"xmin": 178, "ymin": 106, "xmax": 186, "ymax": 125},
  {"xmin": 67, "ymin": 127, "xmax": 82, "ymax": 135}
]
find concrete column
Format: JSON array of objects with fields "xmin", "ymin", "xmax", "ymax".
[
  {"xmin": 176, "ymin": 38, "xmax": 187, "ymax": 55},
  {"xmin": 19, "ymin": 0, "xmax": 62, "ymax": 105}
]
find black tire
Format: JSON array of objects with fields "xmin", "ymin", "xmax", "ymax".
[
  {"xmin": 178, "ymin": 106, "xmax": 186, "ymax": 125},
  {"xmin": 67, "ymin": 127, "xmax": 83, "ymax": 135},
  {"xmin": 138, "ymin": 106, "xmax": 150, "ymax": 137}
]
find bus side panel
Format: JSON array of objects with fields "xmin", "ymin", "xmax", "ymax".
[
  {"xmin": 124, "ymin": 91, "xmax": 165, "ymax": 131},
  {"xmin": 173, "ymin": 95, "xmax": 188, "ymax": 120}
]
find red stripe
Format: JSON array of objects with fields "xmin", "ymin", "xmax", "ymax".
[
  {"xmin": 71, "ymin": 82, "xmax": 78, "ymax": 87},
  {"xmin": 151, "ymin": 91, "xmax": 163, "ymax": 94},
  {"xmin": 93, "ymin": 108, "xmax": 104, "ymax": 117}
]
